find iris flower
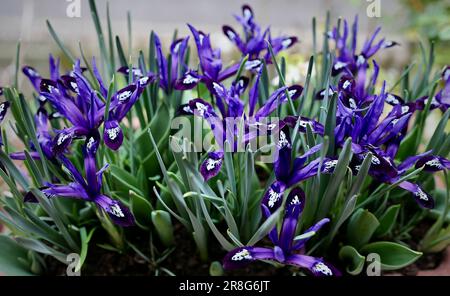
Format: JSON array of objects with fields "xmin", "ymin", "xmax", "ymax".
[
  {"xmin": 24, "ymin": 135, "xmax": 135, "ymax": 226},
  {"xmin": 31, "ymin": 59, "xmax": 154, "ymax": 154},
  {"xmin": 223, "ymin": 187, "xmax": 340, "ymax": 276},
  {"xmin": 177, "ymin": 72, "xmax": 305, "ymax": 181},
  {"xmin": 222, "ymin": 5, "xmax": 297, "ymax": 60},
  {"xmin": 118, "ymin": 33, "xmax": 189, "ymax": 95},
  {"xmin": 10, "ymin": 108, "xmax": 54, "ymax": 160},
  {"xmin": 332, "ymin": 78, "xmax": 448, "ymax": 208},
  {"xmin": 174, "ymin": 24, "xmax": 251, "ymax": 91},
  {"xmin": 328, "ymin": 16, "xmax": 397, "ymax": 76},
  {"xmin": 0, "ymin": 94, "xmax": 10, "ymax": 146}
]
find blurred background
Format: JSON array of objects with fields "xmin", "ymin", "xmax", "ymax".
[{"xmin": 0, "ymin": 0, "xmax": 449, "ymax": 90}]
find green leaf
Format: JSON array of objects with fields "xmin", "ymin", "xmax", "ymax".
[
  {"xmin": 338, "ymin": 245, "xmax": 365, "ymax": 275},
  {"xmin": 427, "ymin": 108, "xmax": 450, "ymax": 153},
  {"xmin": 14, "ymin": 237, "xmax": 67, "ymax": 263},
  {"xmin": 375, "ymin": 204, "xmax": 401, "ymax": 237},
  {"xmin": 318, "ymin": 137, "xmax": 352, "ymax": 217},
  {"xmin": 346, "ymin": 209, "xmax": 380, "ymax": 249},
  {"xmin": 360, "ymin": 241, "xmax": 422, "ymax": 270},
  {"xmin": 116, "ymin": 36, "xmax": 128, "ymax": 67},
  {"xmin": 0, "ymin": 235, "xmax": 34, "ymax": 275},
  {"xmin": 151, "ymin": 210, "xmax": 175, "ymax": 247},
  {"xmin": 109, "ymin": 164, "xmax": 143, "ymax": 196},
  {"xmin": 88, "ymin": 0, "xmax": 111, "ymax": 76},
  {"xmin": 130, "ymin": 190, "xmax": 153, "ymax": 229},
  {"xmin": 77, "ymin": 227, "xmax": 95, "ymax": 272},
  {"xmin": 46, "ymin": 20, "xmax": 75, "ymax": 63}
]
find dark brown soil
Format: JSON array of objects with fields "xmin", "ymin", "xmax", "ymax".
[
  {"xmin": 45, "ymin": 223, "xmax": 292, "ymax": 276},
  {"xmin": 45, "ymin": 219, "xmax": 445, "ymax": 276},
  {"xmin": 386, "ymin": 219, "xmax": 444, "ymax": 276}
]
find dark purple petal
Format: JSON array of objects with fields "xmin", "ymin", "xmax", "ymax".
[
  {"xmin": 92, "ymin": 57, "xmax": 108, "ymax": 97},
  {"xmin": 338, "ymin": 75, "xmax": 355, "ymax": 94},
  {"xmin": 244, "ymin": 59, "xmax": 263, "ymax": 73},
  {"xmin": 9, "ymin": 151, "xmax": 41, "ymax": 160},
  {"xmin": 292, "ymin": 218, "xmax": 330, "ymax": 250},
  {"xmin": 254, "ymin": 86, "xmax": 288, "ymax": 119},
  {"xmin": 415, "ymin": 155, "xmax": 450, "ymax": 172},
  {"xmin": 321, "ymin": 158, "xmax": 339, "ymax": 174},
  {"xmin": 39, "ymin": 78, "xmax": 57, "ymax": 93},
  {"xmin": 83, "ymin": 135, "xmax": 101, "ymax": 193},
  {"xmin": 200, "ymin": 152, "xmax": 223, "ymax": 181},
  {"xmin": 154, "ymin": 33, "xmax": 170, "ymax": 90},
  {"xmin": 385, "ymin": 93, "xmax": 404, "ymax": 106},
  {"xmin": 188, "ymin": 98, "xmax": 217, "ymax": 119},
  {"xmin": 442, "ymin": 66, "xmax": 450, "ymax": 82},
  {"xmin": 223, "ymin": 246, "xmax": 275, "ymax": 270},
  {"xmin": 136, "ymin": 74, "xmax": 156, "ymax": 89},
  {"xmin": 249, "ymin": 67, "xmax": 262, "ymax": 116},
  {"xmin": 286, "ymin": 255, "xmax": 341, "ymax": 276},
  {"xmin": 49, "ymin": 54, "xmax": 60, "ymax": 81},
  {"xmin": 174, "ymin": 70, "xmax": 201, "ymax": 90},
  {"xmin": 103, "ymin": 120, "xmax": 123, "ymax": 151},
  {"xmin": 288, "ymin": 158, "xmax": 322, "ymax": 187},
  {"xmin": 109, "ymin": 84, "xmax": 137, "ymax": 110},
  {"xmin": 222, "ymin": 25, "xmax": 245, "ymax": 52},
  {"xmin": 60, "ymin": 75, "xmax": 79, "ymax": 94},
  {"xmin": 22, "ymin": 66, "xmax": 42, "ymax": 91},
  {"xmin": 315, "ymin": 86, "xmax": 335, "ymax": 100},
  {"xmin": 42, "ymin": 183, "xmax": 88, "ymax": 200},
  {"xmin": 397, "ymin": 150, "xmax": 432, "ymax": 173},
  {"xmin": 399, "ymin": 181, "xmax": 434, "ymax": 209},
  {"xmin": 0, "ymin": 101, "xmax": 10, "ymax": 123},
  {"xmin": 381, "ymin": 40, "xmax": 399, "ymax": 49},
  {"xmin": 94, "ymin": 195, "xmax": 135, "ymax": 227},
  {"xmin": 59, "ymin": 155, "xmax": 87, "ymax": 188},
  {"xmin": 52, "ymin": 128, "xmax": 75, "ymax": 155},
  {"xmin": 261, "ymin": 181, "xmax": 286, "ymax": 217},
  {"xmin": 360, "ymin": 82, "xmax": 386, "ymax": 137},
  {"xmin": 282, "ymin": 116, "xmax": 324, "ymax": 135},
  {"xmin": 175, "ymin": 103, "xmax": 194, "ymax": 116},
  {"xmin": 274, "ymin": 127, "xmax": 292, "ymax": 182},
  {"xmin": 217, "ymin": 63, "xmax": 240, "ymax": 81},
  {"xmin": 117, "ymin": 66, "xmax": 144, "ymax": 77},
  {"xmin": 279, "ymin": 188, "xmax": 305, "ymax": 250},
  {"xmin": 231, "ymin": 76, "xmax": 249, "ymax": 97}
]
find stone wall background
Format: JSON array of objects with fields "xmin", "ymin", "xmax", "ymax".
[{"xmin": 0, "ymin": 0, "xmax": 411, "ymax": 88}]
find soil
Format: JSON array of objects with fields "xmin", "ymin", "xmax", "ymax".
[
  {"xmin": 44, "ymin": 219, "xmax": 447, "ymax": 276},
  {"xmin": 385, "ymin": 220, "xmax": 446, "ymax": 276},
  {"xmin": 44, "ymin": 223, "xmax": 293, "ymax": 276}
]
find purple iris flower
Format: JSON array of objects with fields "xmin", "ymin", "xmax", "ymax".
[
  {"xmin": 0, "ymin": 98, "xmax": 10, "ymax": 146},
  {"xmin": 119, "ymin": 34, "xmax": 189, "ymax": 95},
  {"xmin": 24, "ymin": 136, "xmax": 135, "ymax": 226},
  {"xmin": 222, "ymin": 5, "xmax": 298, "ymax": 60},
  {"xmin": 174, "ymin": 24, "xmax": 245, "ymax": 91},
  {"xmin": 416, "ymin": 66, "xmax": 450, "ymax": 111},
  {"xmin": 155, "ymin": 34, "xmax": 189, "ymax": 94},
  {"xmin": 328, "ymin": 16, "xmax": 397, "ymax": 76},
  {"xmin": 260, "ymin": 123, "xmax": 335, "ymax": 216},
  {"xmin": 330, "ymin": 80, "xmax": 440, "ymax": 208},
  {"xmin": 223, "ymin": 187, "xmax": 340, "ymax": 276},
  {"xmin": 9, "ymin": 108, "xmax": 54, "ymax": 160},
  {"xmin": 177, "ymin": 75, "xmax": 304, "ymax": 181},
  {"xmin": 31, "ymin": 59, "xmax": 154, "ymax": 154}
]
